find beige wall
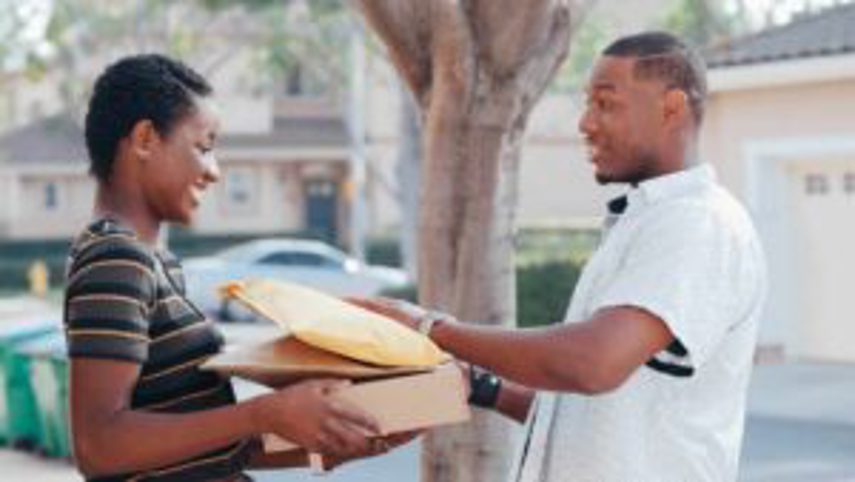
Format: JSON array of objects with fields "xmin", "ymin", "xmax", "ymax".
[
  {"xmin": 702, "ymin": 74, "xmax": 855, "ymax": 360},
  {"xmin": 0, "ymin": 159, "xmax": 347, "ymax": 241},
  {"xmin": 362, "ymin": 89, "xmax": 619, "ymax": 235},
  {"xmin": 702, "ymin": 79, "xmax": 855, "ymax": 197},
  {"xmin": 9, "ymin": 172, "xmax": 93, "ymax": 239},
  {"xmin": 191, "ymin": 159, "xmax": 348, "ymax": 237}
]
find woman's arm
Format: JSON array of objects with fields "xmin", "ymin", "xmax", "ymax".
[{"xmin": 70, "ymin": 358, "xmax": 379, "ymax": 478}]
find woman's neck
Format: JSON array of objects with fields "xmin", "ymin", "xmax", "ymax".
[{"xmin": 94, "ymin": 184, "xmax": 162, "ymax": 247}]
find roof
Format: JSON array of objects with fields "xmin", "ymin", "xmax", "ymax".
[
  {"xmin": 0, "ymin": 114, "xmax": 87, "ymax": 166},
  {"xmin": 0, "ymin": 112, "xmax": 351, "ymax": 167},
  {"xmin": 706, "ymin": 3, "xmax": 855, "ymax": 68},
  {"xmin": 220, "ymin": 116, "xmax": 350, "ymax": 150}
]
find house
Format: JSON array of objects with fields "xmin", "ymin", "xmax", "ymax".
[
  {"xmin": 0, "ymin": 51, "xmax": 355, "ymax": 245},
  {"xmin": 501, "ymin": 4, "xmax": 855, "ymax": 362},
  {"xmin": 702, "ymin": 3, "xmax": 855, "ymax": 362}
]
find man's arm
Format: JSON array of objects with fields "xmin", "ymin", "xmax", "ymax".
[
  {"xmin": 433, "ymin": 306, "xmax": 672, "ymax": 394},
  {"xmin": 493, "ymin": 378, "xmax": 536, "ymax": 424},
  {"xmin": 353, "ymin": 300, "xmax": 673, "ymax": 396}
]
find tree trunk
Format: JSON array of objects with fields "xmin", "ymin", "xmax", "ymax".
[
  {"xmin": 396, "ymin": 84, "xmax": 423, "ymax": 280},
  {"xmin": 355, "ymin": 2, "xmax": 575, "ymax": 481}
]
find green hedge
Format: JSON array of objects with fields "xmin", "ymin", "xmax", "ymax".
[
  {"xmin": 517, "ymin": 260, "xmax": 581, "ymax": 328},
  {"xmin": 365, "ymin": 238, "xmax": 402, "ymax": 267}
]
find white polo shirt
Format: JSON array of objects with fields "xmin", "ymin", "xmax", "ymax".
[{"xmin": 537, "ymin": 164, "xmax": 767, "ymax": 482}]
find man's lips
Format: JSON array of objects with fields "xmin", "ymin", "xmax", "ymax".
[{"xmin": 586, "ymin": 143, "xmax": 604, "ymax": 163}]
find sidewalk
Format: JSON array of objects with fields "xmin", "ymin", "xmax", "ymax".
[
  {"xmin": 3, "ymin": 353, "xmax": 855, "ymax": 481},
  {"xmin": 740, "ymin": 362, "xmax": 855, "ymax": 482},
  {"xmin": 0, "ymin": 450, "xmax": 78, "ymax": 481}
]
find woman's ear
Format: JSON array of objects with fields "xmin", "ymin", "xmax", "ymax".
[{"xmin": 128, "ymin": 119, "xmax": 158, "ymax": 162}]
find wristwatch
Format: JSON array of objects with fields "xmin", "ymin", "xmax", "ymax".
[{"xmin": 468, "ymin": 365, "xmax": 502, "ymax": 409}]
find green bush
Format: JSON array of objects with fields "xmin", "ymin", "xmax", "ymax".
[
  {"xmin": 516, "ymin": 260, "xmax": 581, "ymax": 328},
  {"xmin": 366, "ymin": 238, "xmax": 402, "ymax": 267},
  {"xmin": 379, "ymin": 284, "xmax": 417, "ymax": 302}
]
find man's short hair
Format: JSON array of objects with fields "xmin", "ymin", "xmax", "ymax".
[
  {"xmin": 603, "ymin": 31, "xmax": 707, "ymax": 125},
  {"xmin": 84, "ymin": 54, "xmax": 213, "ymax": 183}
]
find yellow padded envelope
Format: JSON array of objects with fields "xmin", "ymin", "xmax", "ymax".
[{"xmin": 221, "ymin": 279, "xmax": 450, "ymax": 368}]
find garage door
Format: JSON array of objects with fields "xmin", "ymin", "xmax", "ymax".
[{"xmin": 788, "ymin": 160, "xmax": 855, "ymax": 361}]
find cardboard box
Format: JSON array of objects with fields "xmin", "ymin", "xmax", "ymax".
[
  {"xmin": 262, "ymin": 362, "xmax": 470, "ymax": 452},
  {"xmin": 202, "ymin": 338, "xmax": 471, "ymax": 453}
]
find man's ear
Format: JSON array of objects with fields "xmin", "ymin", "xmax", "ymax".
[
  {"xmin": 663, "ymin": 88, "xmax": 690, "ymax": 126},
  {"xmin": 128, "ymin": 119, "xmax": 158, "ymax": 162}
]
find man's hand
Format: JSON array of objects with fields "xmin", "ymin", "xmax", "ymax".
[{"xmin": 347, "ymin": 297, "xmax": 428, "ymax": 332}]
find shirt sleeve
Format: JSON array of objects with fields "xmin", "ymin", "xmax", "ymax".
[
  {"xmin": 593, "ymin": 203, "xmax": 758, "ymax": 369},
  {"xmin": 64, "ymin": 236, "xmax": 157, "ymax": 363}
]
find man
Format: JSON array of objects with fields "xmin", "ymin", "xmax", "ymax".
[{"xmin": 356, "ymin": 32, "xmax": 767, "ymax": 482}]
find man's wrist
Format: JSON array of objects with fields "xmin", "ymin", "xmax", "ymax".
[
  {"xmin": 417, "ymin": 310, "xmax": 457, "ymax": 339},
  {"xmin": 468, "ymin": 365, "xmax": 502, "ymax": 409}
]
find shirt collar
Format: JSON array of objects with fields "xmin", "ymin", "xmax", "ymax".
[{"xmin": 608, "ymin": 163, "xmax": 715, "ymax": 215}]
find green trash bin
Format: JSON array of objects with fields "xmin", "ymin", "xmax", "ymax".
[
  {"xmin": 17, "ymin": 332, "xmax": 70, "ymax": 458},
  {"xmin": 0, "ymin": 319, "xmax": 57, "ymax": 448}
]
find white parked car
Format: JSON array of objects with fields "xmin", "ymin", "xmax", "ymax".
[{"xmin": 182, "ymin": 238, "xmax": 410, "ymax": 320}]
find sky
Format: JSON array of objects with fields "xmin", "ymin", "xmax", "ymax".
[
  {"xmin": 727, "ymin": 0, "xmax": 852, "ymax": 26},
  {"xmin": 1, "ymin": 0, "xmax": 853, "ymax": 69},
  {"xmin": 0, "ymin": 0, "xmax": 53, "ymax": 69}
]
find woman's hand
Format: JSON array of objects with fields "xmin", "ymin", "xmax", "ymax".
[
  {"xmin": 250, "ymin": 379, "xmax": 380, "ymax": 458},
  {"xmin": 321, "ymin": 430, "xmax": 425, "ymax": 471}
]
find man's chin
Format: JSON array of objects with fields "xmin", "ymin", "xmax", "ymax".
[{"xmin": 594, "ymin": 172, "xmax": 616, "ymax": 185}]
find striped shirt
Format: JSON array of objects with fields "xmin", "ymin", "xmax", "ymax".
[{"xmin": 64, "ymin": 219, "xmax": 252, "ymax": 482}]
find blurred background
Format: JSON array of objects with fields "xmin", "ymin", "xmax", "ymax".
[{"xmin": 1, "ymin": 0, "xmax": 854, "ymax": 480}]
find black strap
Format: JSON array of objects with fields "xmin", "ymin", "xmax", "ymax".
[{"xmin": 468, "ymin": 365, "xmax": 502, "ymax": 409}]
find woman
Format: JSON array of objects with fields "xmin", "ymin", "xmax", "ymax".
[{"xmin": 64, "ymin": 54, "xmax": 382, "ymax": 482}]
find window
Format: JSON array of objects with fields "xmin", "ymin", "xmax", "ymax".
[
  {"xmin": 224, "ymin": 167, "xmax": 257, "ymax": 212},
  {"xmin": 804, "ymin": 174, "xmax": 829, "ymax": 196},
  {"xmin": 844, "ymin": 172, "xmax": 855, "ymax": 195},
  {"xmin": 44, "ymin": 182, "xmax": 58, "ymax": 210},
  {"xmin": 281, "ymin": 61, "xmax": 327, "ymax": 97}
]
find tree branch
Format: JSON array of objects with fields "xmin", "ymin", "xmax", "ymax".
[
  {"xmin": 517, "ymin": 1, "xmax": 573, "ymax": 116},
  {"xmin": 353, "ymin": 0, "xmax": 435, "ymax": 101},
  {"xmin": 463, "ymin": 0, "xmax": 566, "ymax": 79}
]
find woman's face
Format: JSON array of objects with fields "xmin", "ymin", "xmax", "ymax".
[{"xmin": 140, "ymin": 97, "xmax": 221, "ymax": 225}]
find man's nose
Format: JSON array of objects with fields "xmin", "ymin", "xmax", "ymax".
[{"xmin": 578, "ymin": 108, "xmax": 596, "ymax": 137}]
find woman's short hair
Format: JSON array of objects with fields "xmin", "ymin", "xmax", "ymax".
[{"xmin": 84, "ymin": 54, "xmax": 212, "ymax": 183}]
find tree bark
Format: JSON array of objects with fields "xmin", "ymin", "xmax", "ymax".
[
  {"xmin": 355, "ymin": 2, "xmax": 574, "ymax": 481},
  {"xmin": 396, "ymin": 84, "xmax": 423, "ymax": 280}
]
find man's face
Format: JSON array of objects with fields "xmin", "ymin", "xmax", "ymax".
[{"xmin": 579, "ymin": 56, "xmax": 666, "ymax": 185}]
